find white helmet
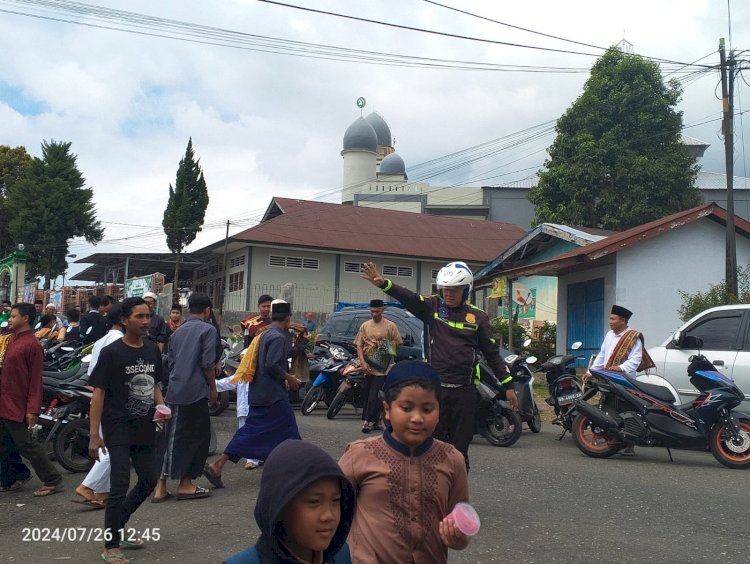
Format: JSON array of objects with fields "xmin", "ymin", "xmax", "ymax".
[{"xmin": 436, "ymin": 261, "xmax": 473, "ymax": 298}]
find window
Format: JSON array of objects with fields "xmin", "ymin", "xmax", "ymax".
[
  {"xmin": 229, "ymin": 272, "xmax": 244, "ymax": 292},
  {"xmin": 209, "ymin": 263, "xmax": 223, "ymax": 274},
  {"xmin": 431, "ymin": 269, "xmax": 439, "ymax": 279},
  {"xmin": 268, "ymin": 255, "xmax": 319, "ymax": 270},
  {"xmin": 344, "ymin": 262, "xmax": 364, "ymax": 274},
  {"xmin": 230, "ymin": 255, "xmax": 245, "ymax": 268},
  {"xmin": 196, "ymin": 268, "xmax": 208, "ymax": 279},
  {"xmin": 687, "ymin": 313, "xmax": 743, "ymax": 351},
  {"xmin": 382, "ymin": 265, "xmax": 413, "ymax": 278}
]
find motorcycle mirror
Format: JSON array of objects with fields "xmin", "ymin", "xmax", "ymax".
[
  {"xmin": 34, "ymin": 322, "xmax": 41, "ymax": 330},
  {"xmin": 525, "ymin": 355, "xmax": 538, "ymax": 365},
  {"xmin": 571, "ymin": 341, "xmax": 583, "ymax": 350},
  {"xmin": 0, "ymin": 321, "xmax": 7, "ymax": 328},
  {"xmin": 86, "ymin": 326, "xmax": 93, "ymax": 335},
  {"xmin": 61, "ymin": 346, "xmax": 74, "ymax": 352},
  {"xmin": 81, "ymin": 354, "xmax": 93, "ymax": 363},
  {"xmin": 522, "ymin": 338, "xmax": 532, "ymax": 347}
]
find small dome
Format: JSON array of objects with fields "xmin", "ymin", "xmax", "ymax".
[
  {"xmin": 343, "ymin": 117, "xmax": 378, "ymax": 152},
  {"xmin": 379, "ymin": 152, "xmax": 406, "ymax": 176},
  {"xmin": 365, "ymin": 112, "xmax": 392, "ymax": 147}
]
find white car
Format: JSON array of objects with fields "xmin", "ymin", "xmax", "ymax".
[{"xmin": 645, "ymin": 305, "xmax": 750, "ymax": 406}]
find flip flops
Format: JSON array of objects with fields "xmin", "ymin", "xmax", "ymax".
[
  {"xmin": 0, "ymin": 476, "xmax": 31, "ymax": 492},
  {"xmin": 100, "ymin": 552, "xmax": 129, "ymax": 563},
  {"xmin": 70, "ymin": 498, "xmax": 106, "ymax": 510},
  {"xmin": 202, "ymin": 464, "xmax": 225, "ymax": 488},
  {"xmin": 176, "ymin": 486, "xmax": 211, "ymax": 500},
  {"xmin": 150, "ymin": 492, "xmax": 171, "ymax": 503},
  {"xmin": 119, "ymin": 537, "xmax": 144, "ymax": 549},
  {"xmin": 33, "ymin": 483, "xmax": 64, "ymax": 497}
]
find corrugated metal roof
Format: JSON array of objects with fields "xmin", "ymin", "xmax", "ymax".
[
  {"xmin": 231, "ymin": 197, "xmax": 525, "ymax": 263},
  {"xmin": 696, "ymin": 171, "xmax": 750, "ymax": 190}
]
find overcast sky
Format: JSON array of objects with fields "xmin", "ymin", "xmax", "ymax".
[{"xmin": 0, "ymin": 0, "xmax": 748, "ymax": 282}]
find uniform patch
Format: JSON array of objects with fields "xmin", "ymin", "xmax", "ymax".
[{"xmin": 465, "ymin": 313, "xmax": 476, "ymax": 324}]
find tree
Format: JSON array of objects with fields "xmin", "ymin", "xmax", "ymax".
[
  {"xmin": 0, "ymin": 145, "xmax": 33, "ymax": 257},
  {"xmin": 529, "ymin": 46, "xmax": 702, "ymax": 230},
  {"xmin": 5, "ymin": 140, "xmax": 103, "ymax": 287},
  {"xmin": 162, "ymin": 138, "xmax": 209, "ymax": 301}
]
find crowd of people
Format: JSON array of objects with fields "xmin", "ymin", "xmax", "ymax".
[{"xmin": 6, "ymin": 257, "xmax": 655, "ymax": 563}]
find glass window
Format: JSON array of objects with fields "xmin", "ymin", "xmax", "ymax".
[
  {"xmin": 687, "ymin": 313, "xmax": 743, "ymax": 351},
  {"xmin": 323, "ymin": 315, "xmax": 352, "ymax": 337}
]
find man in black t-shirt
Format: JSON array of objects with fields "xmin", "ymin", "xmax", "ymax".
[
  {"xmin": 88, "ymin": 297, "xmax": 166, "ymax": 562},
  {"xmin": 80, "ymin": 295, "xmax": 108, "ymax": 344}
]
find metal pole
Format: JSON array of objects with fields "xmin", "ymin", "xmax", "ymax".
[
  {"xmin": 719, "ymin": 38, "xmax": 738, "ymax": 297},
  {"xmin": 220, "ymin": 220, "xmax": 230, "ymax": 315}
]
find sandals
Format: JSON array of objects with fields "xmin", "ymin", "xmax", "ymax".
[
  {"xmin": 150, "ymin": 492, "xmax": 171, "ymax": 503},
  {"xmin": 0, "ymin": 476, "xmax": 31, "ymax": 492},
  {"xmin": 120, "ymin": 537, "xmax": 144, "ymax": 549},
  {"xmin": 33, "ymin": 483, "xmax": 64, "ymax": 497},
  {"xmin": 70, "ymin": 498, "xmax": 106, "ymax": 510},
  {"xmin": 100, "ymin": 552, "xmax": 129, "ymax": 563},
  {"xmin": 244, "ymin": 460, "xmax": 259, "ymax": 470},
  {"xmin": 202, "ymin": 464, "xmax": 225, "ymax": 488},
  {"xmin": 176, "ymin": 486, "xmax": 211, "ymax": 500}
]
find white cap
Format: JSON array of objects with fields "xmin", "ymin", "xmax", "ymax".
[{"xmin": 142, "ymin": 292, "xmax": 158, "ymax": 300}]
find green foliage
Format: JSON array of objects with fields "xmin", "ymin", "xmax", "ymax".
[
  {"xmin": 524, "ymin": 322, "xmax": 557, "ymax": 362},
  {"xmin": 490, "ymin": 319, "xmax": 528, "ymax": 353},
  {"xmin": 529, "ymin": 46, "xmax": 702, "ymax": 230},
  {"xmin": 5, "ymin": 140, "xmax": 103, "ymax": 286},
  {"xmin": 678, "ymin": 264, "xmax": 750, "ymax": 321},
  {"xmin": 0, "ymin": 145, "xmax": 33, "ymax": 257},
  {"xmin": 162, "ymin": 138, "xmax": 209, "ymax": 255}
]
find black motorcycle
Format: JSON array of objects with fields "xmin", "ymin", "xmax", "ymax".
[
  {"xmin": 571, "ymin": 343, "xmax": 750, "ymax": 469},
  {"xmin": 326, "ymin": 358, "xmax": 366, "ymax": 420},
  {"xmin": 475, "ymin": 359, "xmax": 523, "ymax": 447},
  {"xmin": 537, "ymin": 341, "xmax": 585, "ymax": 439}
]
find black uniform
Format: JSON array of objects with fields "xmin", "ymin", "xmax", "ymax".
[{"xmin": 379, "ymin": 279, "xmax": 510, "ymax": 470}]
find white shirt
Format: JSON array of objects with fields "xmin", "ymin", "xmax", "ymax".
[
  {"xmin": 590, "ymin": 328, "xmax": 643, "ymax": 378},
  {"xmin": 86, "ymin": 329, "xmax": 124, "ymax": 376},
  {"xmin": 216, "ymin": 377, "xmax": 248, "ymax": 418}
]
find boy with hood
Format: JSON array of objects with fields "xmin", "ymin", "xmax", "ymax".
[{"xmin": 225, "ymin": 439, "xmax": 355, "ymax": 564}]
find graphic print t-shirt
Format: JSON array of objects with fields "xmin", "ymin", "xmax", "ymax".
[{"xmin": 89, "ymin": 338, "xmax": 162, "ymax": 446}]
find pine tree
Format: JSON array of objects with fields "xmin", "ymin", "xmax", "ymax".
[{"xmin": 162, "ymin": 138, "xmax": 209, "ymax": 300}]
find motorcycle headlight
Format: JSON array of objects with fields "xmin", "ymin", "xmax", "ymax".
[{"xmin": 329, "ymin": 346, "xmax": 347, "ymax": 361}]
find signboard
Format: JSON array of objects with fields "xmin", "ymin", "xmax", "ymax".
[
  {"xmin": 23, "ymin": 282, "xmax": 37, "ymax": 304},
  {"xmin": 48, "ymin": 291, "xmax": 62, "ymax": 311},
  {"xmin": 125, "ymin": 275, "xmax": 154, "ymax": 298},
  {"xmin": 489, "ymin": 276, "xmax": 508, "ymax": 299}
]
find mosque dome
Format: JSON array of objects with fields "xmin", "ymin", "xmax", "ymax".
[
  {"xmin": 365, "ymin": 112, "xmax": 392, "ymax": 148},
  {"xmin": 379, "ymin": 152, "xmax": 406, "ymax": 176},
  {"xmin": 342, "ymin": 117, "xmax": 378, "ymax": 152}
]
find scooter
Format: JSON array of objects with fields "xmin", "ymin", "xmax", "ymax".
[
  {"xmin": 475, "ymin": 358, "xmax": 523, "ymax": 447},
  {"xmin": 571, "ymin": 341, "xmax": 750, "ymax": 469},
  {"xmin": 301, "ymin": 343, "xmax": 350, "ymax": 415},
  {"xmin": 504, "ymin": 339, "xmax": 541, "ymax": 433},
  {"xmin": 536, "ymin": 341, "xmax": 585, "ymax": 439},
  {"xmin": 326, "ymin": 358, "xmax": 366, "ymax": 420}
]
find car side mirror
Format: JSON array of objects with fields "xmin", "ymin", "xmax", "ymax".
[
  {"xmin": 681, "ymin": 335, "xmax": 703, "ymax": 350},
  {"xmin": 671, "ymin": 330, "xmax": 682, "ymax": 348}
]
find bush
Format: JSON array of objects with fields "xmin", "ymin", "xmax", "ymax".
[
  {"xmin": 678, "ymin": 263, "xmax": 750, "ymax": 321},
  {"xmin": 525, "ymin": 322, "xmax": 556, "ymax": 362},
  {"xmin": 490, "ymin": 319, "xmax": 528, "ymax": 353}
]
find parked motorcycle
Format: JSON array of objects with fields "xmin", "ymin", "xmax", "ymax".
[
  {"xmin": 504, "ymin": 339, "xmax": 541, "ymax": 433},
  {"xmin": 537, "ymin": 341, "xmax": 585, "ymax": 439},
  {"xmin": 301, "ymin": 343, "xmax": 350, "ymax": 415},
  {"xmin": 475, "ymin": 358, "xmax": 523, "ymax": 447},
  {"xmin": 326, "ymin": 358, "xmax": 366, "ymax": 420},
  {"xmin": 571, "ymin": 343, "xmax": 750, "ymax": 469}
]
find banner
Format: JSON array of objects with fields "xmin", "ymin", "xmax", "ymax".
[
  {"xmin": 125, "ymin": 275, "xmax": 154, "ymax": 298},
  {"xmin": 489, "ymin": 276, "xmax": 508, "ymax": 299}
]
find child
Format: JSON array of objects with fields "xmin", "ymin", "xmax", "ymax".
[
  {"xmin": 339, "ymin": 361, "xmax": 470, "ymax": 563},
  {"xmin": 225, "ymin": 440, "xmax": 356, "ymax": 564}
]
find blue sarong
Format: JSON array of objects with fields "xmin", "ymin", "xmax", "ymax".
[{"xmin": 224, "ymin": 399, "xmax": 300, "ymax": 462}]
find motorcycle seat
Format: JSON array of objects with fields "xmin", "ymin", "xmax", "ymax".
[
  {"xmin": 628, "ymin": 378, "xmax": 678, "ymax": 404},
  {"xmin": 43, "ymin": 367, "xmax": 82, "ymax": 385}
]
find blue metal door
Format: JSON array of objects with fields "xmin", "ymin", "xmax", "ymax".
[{"xmin": 567, "ymin": 279, "xmax": 604, "ymax": 367}]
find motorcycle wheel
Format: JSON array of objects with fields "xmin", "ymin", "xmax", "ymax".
[
  {"xmin": 709, "ymin": 419, "xmax": 750, "ymax": 469},
  {"xmin": 528, "ymin": 403, "xmax": 542, "ymax": 433},
  {"xmin": 210, "ymin": 391, "xmax": 230, "ymax": 417},
  {"xmin": 572, "ymin": 413, "xmax": 620, "ymax": 458},
  {"xmin": 326, "ymin": 391, "xmax": 348, "ymax": 420},
  {"xmin": 481, "ymin": 408, "xmax": 522, "ymax": 447},
  {"xmin": 53, "ymin": 418, "xmax": 94, "ymax": 473},
  {"xmin": 301, "ymin": 387, "xmax": 326, "ymax": 416}
]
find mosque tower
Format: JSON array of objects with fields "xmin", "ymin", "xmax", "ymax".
[{"xmin": 341, "ymin": 116, "xmax": 378, "ymax": 204}]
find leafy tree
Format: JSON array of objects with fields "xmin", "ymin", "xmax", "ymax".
[
  {"xmin": 5, "ymin": 140, "xmax": 103, "ymax": 287},
  {"xmin": 490, "ymin": 318, "xmax": 528, "ymax": 353},
  {"xmin": 529, "ymin": 46, "xmax": 702, "ymax": 230},
  {"xmin": 0, "ymin": 145, "xmax": 33, "ymax": 257},
  {"xmin": 162, "ymin": 138, "xmax": 209, "ymax": 300},
  {"xmin": 678, "ymin": 264, "xmax": 750, "ymax": 321}
]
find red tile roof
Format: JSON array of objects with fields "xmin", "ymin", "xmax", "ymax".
[
  {"xmin": 496, "ymin": 203, "xmax": 750, "ymax": 278},
  {"xmin": 230, "ymin": 197, "xmax": 525, "ymax": 262}
]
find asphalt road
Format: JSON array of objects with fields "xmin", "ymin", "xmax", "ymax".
[{"xmin": 1, "ymin": 402, "xmax": 749, "ymax": 563}]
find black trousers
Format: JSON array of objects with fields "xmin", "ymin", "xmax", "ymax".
[
  {"xmin": 433, "ymin": 386, "xmax": 477, "ymax": 472},
  {"xmin": 0, "ymin": 419, "xmax": 61, "ymax": 486},
  {"xmin": 161, "ymin": 400, "xmax": 210, "ymax": 480},
  {"xmin": 105, "ymin": 443, "xmax": 156, "ymax": 549},
  {"xmin": 0, "ymin": 428, "xmax": 30, "ymax": 488},
  {"xmin": 361, "ymin": 375, "xmax": 385, "ymax": 424}
]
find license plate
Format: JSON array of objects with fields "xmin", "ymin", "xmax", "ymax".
[{"xmin": 557, "ymin": 392, "xmax": 582, "ymax": 405}]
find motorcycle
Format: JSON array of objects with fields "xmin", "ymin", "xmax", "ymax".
[
  {"xmin": 571, "ymin": 343, "xmax": 750, "ymax": 469},
  {"xmin": 301, "ymin": 343, "xmax": 350, "ymax": 415},
  {"xmin": 504, "ymin": 339, "xmax": 541, "ymax": 433},
  {"xmin": 326, "ymin": 358, "xmax": 366, "ymax": 420},
  {"xmin": 475, "ymin": 358, "xmax": 523, "ymax": 447},
  {"xmin": 536, "ymin": 341, "xmax": 585, "ymax": 439}
]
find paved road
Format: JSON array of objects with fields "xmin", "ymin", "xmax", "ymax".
[{"xmin": 1, "ymin": 403, "xmax": 749, "ymax": 563}]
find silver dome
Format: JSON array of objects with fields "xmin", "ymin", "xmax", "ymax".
[
  {"xmin": 343, "ymin": 117, "xmax": 378, "ymax": 152},
  {"xmin": 365, "ymin": 112, "xmax": 392, "ymax": 147},
  {"xmin": 379, "ymin": 152, "xmax": 406, "ymax": 176}
]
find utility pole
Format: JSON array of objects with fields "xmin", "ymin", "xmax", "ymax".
[
  {"xmin": 219, "ymin": 220, "xmax": 230, "ymax": 316},
  {"xmin": 719, "ymin": 38, "xmax": 738, "ymax": 297}
]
